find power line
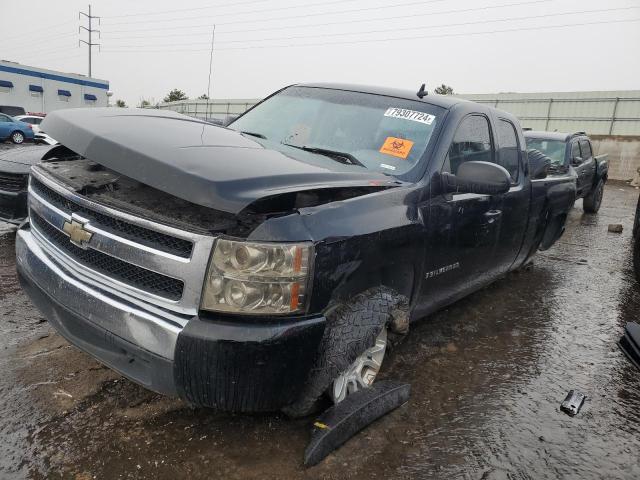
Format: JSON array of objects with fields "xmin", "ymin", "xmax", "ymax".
[
  {"xmin": 102, "ymin": 0, "xmax": 361, "ymax": 25},
  {"xmin": 101, "ymin": 6, "xmax": 640, "ymax": 49},
  {"xmin": 102, "ymin": 0, "xmax": 272, "ymax": 19},
  {"xmin": 101, "ymin": 0, "xmax": 553, "ymax": 40},
  {"xmin": 100, "ymin": 0, "xmax": 474, "ymax": 31},
  {"xmin": 100, "ymin": 17, "xmax": 640, "ymax": 53}
]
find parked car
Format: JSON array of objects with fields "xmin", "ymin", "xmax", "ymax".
[
  {"xmin": 34, "ymin": 131, "xmax": 59, "ymax": 145},
  {"xmin": 0, "ymin": 105, "xmax": 26, "ymax": 117},
  {"xmin": 0, "ymin": 113, "xmax": 34, "ymax": 144},
  {"xmin": 14, "ymin": 114, "xmax": 45, "ymax": 134},
  {"xmin": 16, "ymin": 84, "xmax": 575, "ymax": 417},
  {"xmin": 0, "ymin": 145, "xmax": 58, "ymax": 223},
  {"xmin": 525, "ymin": 131, "xmax": 608, "ymax": 213}
]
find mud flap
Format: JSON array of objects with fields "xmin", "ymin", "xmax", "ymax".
[
  {"xmin": 303, "ymin": 381, "xmax": 410, "ymax": 467},
  {"xmin": 619, "ymin": 322, "xmax": 640, "ymax": 371}
]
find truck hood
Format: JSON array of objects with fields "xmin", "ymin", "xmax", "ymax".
[{"xmin": 41, "ymin": 108, "xmax": 398, "ymax": 214}]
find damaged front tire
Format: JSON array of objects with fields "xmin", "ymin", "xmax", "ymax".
[{"xmin": 283, "ymin": 287, "xmax": 408, "ymax": 418}]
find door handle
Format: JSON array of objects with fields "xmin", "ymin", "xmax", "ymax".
[{"xmin": 483, "ymin": 210, "xmax": 502, "ymax": 223}]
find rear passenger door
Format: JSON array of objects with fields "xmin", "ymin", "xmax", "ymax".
[
  {"xmin": 492, "ymin": 118, "xmax": 529, "ymax": 273},
  {"xmin": 578, "ymin": 139, "xmax": 596, "ymax": 192},
  {"xmin": 570, "ymin": 140, "xmax": 588, "ymax": 196}
]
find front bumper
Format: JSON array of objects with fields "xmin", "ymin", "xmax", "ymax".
[
  {"xmin": 0, "ymin": 189, "xmax": 27, "ymax": 224},
  {"xmin": 16, "ymin": 226, "xmax": 326, "ymax": 411}
]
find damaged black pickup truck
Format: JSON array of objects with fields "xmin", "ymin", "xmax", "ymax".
[{"xmin": 16, "ymin": 84, "xmax": 575, "ymax": 416}]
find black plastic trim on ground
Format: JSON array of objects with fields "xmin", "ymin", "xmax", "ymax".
[{"xmin": 304, "ymin": 381, "xmax": 411, "ymax": 467}]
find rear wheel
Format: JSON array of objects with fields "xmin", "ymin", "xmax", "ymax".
[
  {"xmin": 10, "ymin": 131, "xmax": 25, "ymax": 144},
  {"xmin": 583, "ymin": 180, "xmax": 604, "ymax": 213}
]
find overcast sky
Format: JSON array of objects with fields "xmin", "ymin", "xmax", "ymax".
[{"xmin": 2, "ymin": 0, "xmax": 639, "ymax": 106}]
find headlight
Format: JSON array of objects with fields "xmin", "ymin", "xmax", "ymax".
[{"xmin": 200, "ymin": 239, "xmax": 313, "ymax": 315}]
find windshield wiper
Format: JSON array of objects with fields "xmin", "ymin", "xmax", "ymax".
[
  {"xmin": 283, "ymin": 144, "xmax": 365, "ymax": 167},
  {"xmin": 241, "ymin": 131, "xmax": 267, "ymax": 139}
]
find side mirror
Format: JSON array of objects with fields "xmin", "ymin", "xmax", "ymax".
[
  {"xmin": 442, "ymin": 161, "xmax": 511, "ymax": 195},
  {"xmin": 571, "ymin": 156, "xmax": 583, "ymax": 166},
  {"xmin": 527, "ymin": 149, "xmax": 551, "ymax": 180}
]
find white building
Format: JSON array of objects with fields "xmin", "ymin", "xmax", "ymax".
[{"xmin": 0, "ymin": 60, "xmax": 109, "ymax": 114}]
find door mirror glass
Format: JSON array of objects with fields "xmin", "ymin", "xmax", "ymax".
[
  {"xmin": 443, "ymin": 160, "xmax": 511, "ymax": 195},
  {"xmin": 572, "ymin": 156, "xmax": 583, "ymax": 166}
]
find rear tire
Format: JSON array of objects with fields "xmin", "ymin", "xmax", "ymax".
[
  {"xmin": 10, "ymin": 131, "xmax": 25, "ymax": 144},
  {"xmin": 583, "ymin": 180, "xmax": 604, "ymax": 213}
]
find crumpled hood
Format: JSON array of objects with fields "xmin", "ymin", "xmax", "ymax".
[{"xmin": 41, "ymin": 108, "xmax": 397, "ymax": 214}]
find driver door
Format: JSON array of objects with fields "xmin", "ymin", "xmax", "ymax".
[{"xmin": 420, "ymin": 114, "xmax": 503, "ymax": 312}]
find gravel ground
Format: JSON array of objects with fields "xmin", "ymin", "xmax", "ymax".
[{"xmin": 0, "ymin": 182, "xmax": 639, "ymax": 479}]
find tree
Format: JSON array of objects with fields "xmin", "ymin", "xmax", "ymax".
[
  {"xmin": 138, "ymin": 98, "xmax": 151, "ymax": 108},
  {"xmin": 434, "ymin": 84, "xmax": 454, "ymax": 95},
  {"xmin": 115, "ymin": 99, "xmax": 127, "ymax": 108},
  {"xmin": 197, "ymin": 94, "xmax": 210, "ymax": 100},
  {"xmin": 163, "ymin": 89, "xmax": 188, "ymax": 103}
]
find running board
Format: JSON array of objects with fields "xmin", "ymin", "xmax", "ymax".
[{"xmin": 304, "ymin": 381, "xmax": 411, "ymax": 467}]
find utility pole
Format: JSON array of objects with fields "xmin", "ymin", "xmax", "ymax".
[
  {"xmin": 79, "ymin": 4, "xmax": 100, "ymax": 78},
  {"xmin": 206, "ymin": 25, "xmax": 216, "ymax": 121}
]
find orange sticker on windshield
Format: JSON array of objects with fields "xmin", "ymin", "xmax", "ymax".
[{"xmin": 379, "ymin": 137, "xmax": 414, "ymax": 159}]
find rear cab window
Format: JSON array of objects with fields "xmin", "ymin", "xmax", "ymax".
[
  {"xmin": 229, "ymin": 86, "xmax": 444, "ymax": 178},
  {"xmin": 496, "ymin": 119, "xmax": 521, "ymax": 183},
  {"xmin": 579, "ymin": 139, "xmax": 592, "ymax": 159},
  {"xmin": 571, "ymin": 141, "xmax": 582, "ymax": 162}
]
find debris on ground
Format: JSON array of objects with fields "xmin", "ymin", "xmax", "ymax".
[
  {"xmin": 304, "ymin": 381, "xmax": 410, "ymax": 466},
  {"xmin": 608, "ymin": 224, "xmax": 624, "ymax": 233},
  {"xmin": 560, "ymin": 390, "xmax": 586, "ymax": 416}
]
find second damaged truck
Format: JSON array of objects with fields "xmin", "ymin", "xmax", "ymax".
[{"xmin": 16, "ymin": 84, "xmax": 575, "ymax": 416}]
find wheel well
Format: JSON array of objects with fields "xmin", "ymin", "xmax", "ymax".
[{"xmin": 329, "ymin": 262, "xmax": 415, "ymax": 307}]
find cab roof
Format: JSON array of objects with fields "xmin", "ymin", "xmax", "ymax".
[
  {"xmin": 297, "ymin": 82, "xmax": 468, "ymax": 110},
  {"xmin": 524, "ymin": 130, "xmax": 588, "ymax": 142}
]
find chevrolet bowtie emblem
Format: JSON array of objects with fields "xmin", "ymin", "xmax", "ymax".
[{"xmin": 62, "ymin": 217, "xmax": 93, "ymax": 248}]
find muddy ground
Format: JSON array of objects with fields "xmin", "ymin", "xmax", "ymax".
[{"xmin": 1, "ymin": 179, "xmax": 640, "ymax": 479}]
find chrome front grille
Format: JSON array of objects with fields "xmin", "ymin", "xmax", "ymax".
[
  {"xmin": 30, "ymin": 212, "xmax": 185, "ymax": 300},
  {"xmin": 28, "ymin": 168, "xmax": 215, "ymax": 315},
  {"xmin": 0, "ymin": 172, "xmax": 28, "ymax": 192},
  {"xmin": 30, "ymin": 177, "xmax": 193, "ymax": 258}
]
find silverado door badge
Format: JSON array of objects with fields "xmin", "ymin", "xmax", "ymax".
[{"xmin": 62, "ymin": 216, "xmax": 93, "ymax": 249}]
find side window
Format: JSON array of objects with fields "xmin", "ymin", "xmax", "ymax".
[
  {"xmin": 579, "ymin": 139, "xmax": 592, "ymax": 159},
  {"xmin": 496, "ymin": 119, "xmax": 520, "ymax": 182},
  {"xmin": 442, "ymin": 115, "xmax": 493, "ymax": 174},
  {"xmin": 0, "ymin": 115, "xmax": 10, "ymax": 123},
  {"xmin": 570, "ymin": 142, "xmax": 581, "ymax": 162}
]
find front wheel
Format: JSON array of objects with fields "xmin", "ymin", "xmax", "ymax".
[
  {"xmin": 283, "ymin": 287, "xmax": 407, "ymax": 418},
  {"xmin": 331, "ymin": 327, "xmax": 387, "ymax": 403},
  {"xmin": 583, "ymin": 180, "xmax": 604, "ymax": 213},
  {"xmin": 10, "ymin": 131, "xmax": 25, "ymax": 144}
]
